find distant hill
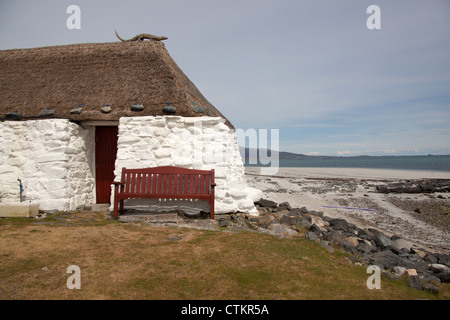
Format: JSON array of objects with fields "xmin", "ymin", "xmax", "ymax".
[{"xmin": 239, "ymin": 147, "xmax": 369, "ymax": 160}]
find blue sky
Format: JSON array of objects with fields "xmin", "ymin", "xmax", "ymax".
[{"xmin": 1, "ymin": 0, "xmax": 449, "ymax": 156}]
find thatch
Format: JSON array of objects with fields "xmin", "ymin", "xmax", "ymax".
[{"xmin": 0, "ymin": 41, "xmax": 233, "ymax": 128}]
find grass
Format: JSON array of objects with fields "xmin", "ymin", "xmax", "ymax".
[{"xmin": 0, "ymin": 212, "xmax": 448, "ymax": 300}]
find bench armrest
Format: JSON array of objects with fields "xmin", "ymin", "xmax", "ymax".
[
  {"xmin": 211, "ymin": 183, "xmax": 216, "ymax": 187},
  {"xmin": 112, "ymin": 181, "xmax": 124, "ymax": 185}
]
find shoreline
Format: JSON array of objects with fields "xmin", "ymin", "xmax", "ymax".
[
  {"xmin": 245, "ymin": 166, "xmax": 450, "ymax": 180},
  {"xmin": 245, "ymin": 167, "xmax": 450, "ymax": 254}
]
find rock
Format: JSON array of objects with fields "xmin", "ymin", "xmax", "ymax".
[
  {"xmin": 407, "ymin": 276, "xmax": 439, "ymax": 294},
  {"xmin": 406, "ymin": 269, "xmax": 418, "ymax": 277},
  {"xmin": 383, "ymin": 270, "xmax": 402, "ymax": 281},
  {"xmin": 356, "ymin": 242, "xmax": 377, "ymax": 254},
  {"xmin": 368, "ymin": 228, "xmax": 392, "ymax": 249},
  {"xmin": 344, "ymin": 236, "xmax": 359, "ymax": 247},
  {"xmin": 218, "ymin": 218, "xmax": 229, "ymax": 228},
  {"xmin": 269, "ymin": 223, "xmax": 299, "ymax": 239},
  {"xmin": 424, "ymin": 252, "xmax": 439, "ymax": 264},
  {"xmin": 340, "ymin": 241, "xmax": 358, "ymax": 254},
  {"xmin": 435, "ymin": 253, "xmax": 450, "ymax": 267},
  {"xmin": 277, "ymin": 202, "xmax": 292, "ymax": 211},
  {"xmin": 393, "ymin": 266, "xmax": 408, "ymax": 277},
  {"xmin": 411, "ymin": 247, "xmax": 427, "ymax": 259},
  {"xmin": 131, "ymin": 103, "xmax": 144, "ymax": 111},
  {"xmin": 323, "ymin": 231, "xmax": 347, "ymax": 244},
  {"xmin": 430, "ymin": 264, "xmax": 450, "ymax": 283},
  {"xmin": 255, "ymin": 198, "xmax": 278, "ymax": 209},
  {"xmin": 306, "ymin": 231, "xmax": 318, "ymax": 241},
  {"xmin": 319, "ymin": 241, "xmax": 334, "ymax": 253},
  {"xmin": 299, "ymin": 206, "xmax": 308, "ymax": 214},
  {"xmin": 369, "ymin": 251, "xmax": 416, "ymax": 270},
  {"xmin": 256, "ymin": 216, "xmax": 272, "ymax": 229},
  {"xmin": 100, "ymin": 104, "xmax": 112, "ymax": 113},
  {"xmin": 391, "ymin": 238, "xmax": 413, "ymax": 252},
  {"xmin": 430, "ymin": 263, "xmax": 450, "ymax": 273},
  {"xmin": 358, "ymin": 229, "xmax": 375, "ymax": 241},
  {"xmin": 310, "ymin": 215, "xmax": 328, "ymax": 232},
  {"xmin": 280, "ymin": 214, "xmax": 299, "ymax": 226}
]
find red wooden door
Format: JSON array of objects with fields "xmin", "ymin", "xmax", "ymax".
[{"xmin": 95, "ymin": 126, "xmax": 118, "ymax": 203}]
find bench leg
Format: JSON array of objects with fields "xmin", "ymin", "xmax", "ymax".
[
  {"xmin": 120, "ymin": 199, "xmax": 124, "ymax": 215},
  {"xmin": 210, "ymin": 200, "xmax": 215, "ymax": 220},
  {"xmin": 113, "ymin": 199, "xmax": 119, "ymax": 219}
]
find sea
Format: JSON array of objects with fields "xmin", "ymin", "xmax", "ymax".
[{"xmin": 243, "ymin": 155, "xmax": 450, "ymax": 172}]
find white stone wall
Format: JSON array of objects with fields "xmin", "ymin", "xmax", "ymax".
[
  {"xmin": 0, "ymin": 119, "xmax": 95, "ymax": 211},
  {"xmin": 113, "ymin": 116, "xmax": 262, "ymax": 215}
]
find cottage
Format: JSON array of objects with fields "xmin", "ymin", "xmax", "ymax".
[{"xmin": 0, "ymin": 41, "xmax": 261, "ymax": 215}]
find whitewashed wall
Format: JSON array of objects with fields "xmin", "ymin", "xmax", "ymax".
[
  {"xmin": 0, "ymin": 119, "xmax": 95, "ymax": 211},
  {"xmin": 112, "ymin": 116, "xmax": 262, "ymax": 215}
]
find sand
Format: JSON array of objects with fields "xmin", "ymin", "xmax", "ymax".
[{"xmin": 245, "ymin": 167, "xmax": 450, "ymax": 254}]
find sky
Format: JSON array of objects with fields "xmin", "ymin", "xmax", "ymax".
[{"xmin": 1, "ymin": 0, "xmax": 449, "ymax": 156}]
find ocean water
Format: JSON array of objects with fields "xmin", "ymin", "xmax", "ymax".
[{"xmin": 244, "ymin": 155, "xmax": 450, "ymax": 172}]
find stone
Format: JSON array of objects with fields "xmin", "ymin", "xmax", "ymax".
[
  {"xmin": 391, "ymin": 238, "xmax": 413, "ymax": 252},
  {"xmin": 344, "ymin": 236, "xmax": 359, "ymax": 247},
  {"xmin": 270, "ymin": 223, "xmax": 299, "ymax": 239},
  {"xmin": 254, "ymin": 198, "xmax": 278, "ymax": 209},
  {"xmin": 369, "ymin": 251, "xmax": 416, "ymax": 270},
  {"xmin": 280, "ymin": 214, "xmax": 301, "ymax": 226},
  {"xmin": 218, "ymin": 218, "xmax": 229, "ymax": 228},
  {"xmin": 430, "ymin": 264, "xmax": 450, "ymax": 283},
  {"xmin": 323, "ymin": 231, "xmax": 347, "ymax": 244},
  {"xmin": 310, "ymin": 215, "xmax": 328, "ymax": 232},
  {"xmin": 39, "ymin": 107, "xmax": 56, "ymax": 116},
  {"xmin": 319, "ymin": 241, "xmax": 334, "ymax": 253},
  {"xmin": 277, "ymin": 202, "xmax": 292, "ymax": 211},
  {"xmin": 368, "ymin": 228, "xmax": 392, "ymax": 249},
  {"xmin": 131, "ymin": 103, "xmax": 144, "ymax": 111},
  {"xmin": 100, "ymin": 104, "xmax": 112, "ymax": 113},
  {"xmin": 340, "ymin": 241, "xmax": 358, "ymax": 254},
  {"xmin": 355, "ymin": 242, "xmax": 377, "ymax": 254},
  {"xmin": 306, "ymin": 231, "xmax": 318, "ymax": 241},
  {"xmin": 70, "ymin": 106, "xmax": 83, "ymax": 114},
  {"xmin": 406, "ymin": 269, "xmax": 418, "ymax": 276},
  {"xmin": 407, "ymin": 276, "xmax": 439, "ymax": 294},
  {"xmin": 393, "ymin": 266, "xmax": 408, "ymax": 277}
]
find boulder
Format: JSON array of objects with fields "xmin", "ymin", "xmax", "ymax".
[
  {"xmin": 430, "ymin": 264, "xmax": 450, "ymax": 283},
  {"xmin": 368, "ymin": 228, "xmax": 392, "ymax": 249},
  {"xmin": 277, "ymin": 202, "xmax": 292, "ymax": 211},
  {"xmin": 369, "ymin": 251, "xmax": 416, "ymax": 270},
  {"xmin": 255, "ymin": 198, "xmax": 278, "ymax": 209},
  {"xmin": 344, "ymin": 236, "xmax": 359, "ymax": 247},
  {"xmin": 391, "ymin": 238, "xmax": 413, "ymax": 252},
  {"xmin": 407, "ymin": 276, "xmax": 439, "ymax": 294}
]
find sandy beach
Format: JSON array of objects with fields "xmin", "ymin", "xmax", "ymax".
[{"xmin": 245, "ymin": 167, "xmax": 450, "ymax": 254}]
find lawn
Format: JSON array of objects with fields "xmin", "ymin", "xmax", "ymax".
[{"xmin": 0, "ymin": 212, "xmax": 447, "ymax": 300}]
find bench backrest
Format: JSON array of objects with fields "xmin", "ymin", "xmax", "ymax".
[{"xmin": 118, "ymin": 166, "xmax": 214, "ymax": 196}]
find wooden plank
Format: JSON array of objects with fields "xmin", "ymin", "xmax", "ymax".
[
  {"xmin": 136, "ymin": 173, "xmax": 142, "ymax": 194},
  {"xmin": 199, "ymin": 174, "xmax": 205, "ymax": 194},
  {"xmin": 130, "ymin": 172, "xmax": 136, "ymax": 193},
  {"xmin": 193, "ymin": 174, "xmax": 199, "ymax": 194},
  {"xmin": 157, "ymin": 173, "xmax": 163, "ymax": 194},
  {"xmin": 183, "ymin": 174, "xmax": 188, "ymax": 195},
  {"xmin": 151, "ymin": 173, "xmax": 157, "ymax": 194},
  {"xmin": 188, "ymin": 174, "xmax": 193, "ymax": 194}
]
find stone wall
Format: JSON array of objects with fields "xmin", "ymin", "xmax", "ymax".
[
  {"xmin": 0, "ymin": 119, "xmax": 95, "ymax": 211},
  {"xmin": 112, "ymin": 116, "xmax": 262, "ymax": 215}
]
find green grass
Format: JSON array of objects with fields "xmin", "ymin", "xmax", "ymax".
[{"xmin": 0, "ymin": 213, "xmax": 448, "ymax": 300}]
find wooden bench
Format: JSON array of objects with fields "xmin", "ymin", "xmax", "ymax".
[{"xmin": 112, "ymin": 166, "xmax": 216, "ymax": 219}]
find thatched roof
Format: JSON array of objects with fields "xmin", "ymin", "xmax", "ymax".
[{"xmin": 0, "ymin": 41, "xmax": 233, "ymax": 128}]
